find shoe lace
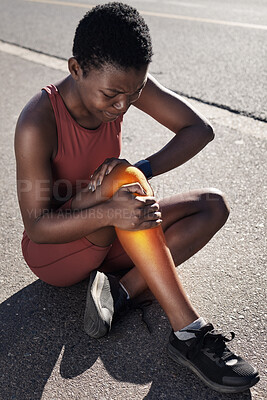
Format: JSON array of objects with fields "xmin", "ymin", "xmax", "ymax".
[{"xmin": 186, "ymin": 323, "xmax": 235, "ymax": 361}]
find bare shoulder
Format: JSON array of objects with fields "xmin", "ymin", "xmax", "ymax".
[
  {"xmin": 134, "ymin": 73, "xmax": 211, "ymax": 133},
  {"xmin": 15, "ymin": 89, "xmax": 57, "ymax": 160}
]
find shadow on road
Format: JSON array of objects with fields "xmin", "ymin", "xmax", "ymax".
[{"xmin": 0, "ymin": 279, "xmax": 252, "ymax": 400}]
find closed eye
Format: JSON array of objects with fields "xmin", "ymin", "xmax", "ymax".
[
  {"xmin": 102, "ymin": 85, "xmax": 144, "ymax": 99},
  {"xmin": 102, "ymin": 92, "xmax": 116, "ymax": 99}
]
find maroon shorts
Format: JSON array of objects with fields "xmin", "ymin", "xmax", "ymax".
[{"xmin": 22, "ymin": 232, "xmax": 134, "ymax": 287}]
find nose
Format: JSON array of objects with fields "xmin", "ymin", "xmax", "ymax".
[
  {"xmin": 113, "ymin": 101, "xmax": 124, "ymax": 110},
  {"xmin": 113, "ymin": 96, "xmax": 129, "ymax": 112}
]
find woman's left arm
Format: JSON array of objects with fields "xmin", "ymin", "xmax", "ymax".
[{"xmin": 134, "ymin": 73, "xmax": 214, "ymax": 177}]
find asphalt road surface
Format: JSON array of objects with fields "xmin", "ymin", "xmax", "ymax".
[{"xmin": 0, "ymin": 1, "xmax": 266, "ymax": 399}]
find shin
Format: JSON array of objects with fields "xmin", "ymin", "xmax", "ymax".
[{"xmin": 101, "ymin": 164, "xmax": 198, "ymax": 330}]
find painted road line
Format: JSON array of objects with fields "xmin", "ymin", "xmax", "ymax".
[
  {"xmin": 26, "ymin": 0, "xmax": 94, "ymax": 9},
  {"xmin": 141, "ymin": 10, "xmax": 267, "ymax": 30},
  {"xmin": 161, "ymin": 1, "xmax": 205, "ymax": 8},
  {"xmin": 0, "ymin": 40, "xmax": 69, "ymax": 72},
  {"xmin": 25, "ymin": 0, "xmax": 267, "ymax": 31},
  {"xmin": 1, "ymin": 39, "xmax": 266, "ymax": 137}
]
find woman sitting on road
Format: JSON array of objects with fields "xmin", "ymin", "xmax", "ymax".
[{"xmin": 15, "ymin": 2, "xmax": 259, "ymax": 394}]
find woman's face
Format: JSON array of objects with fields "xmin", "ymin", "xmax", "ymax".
[{"xmin": 74, "ymin": 62, "xmax": 149, "ymax": 123}]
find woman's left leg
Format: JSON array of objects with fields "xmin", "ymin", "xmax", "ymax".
[{"xmin": 117, "ymin": 188, "xmax": 229, "ymax": 299}]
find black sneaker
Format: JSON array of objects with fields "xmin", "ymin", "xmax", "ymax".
[
  {"xmin": 84, "ymin": 270, "xmax": 130, "ymax": 338},
  {"xmin": 167, "ymin": 323, "xmax": 259, "ymax": 393}
]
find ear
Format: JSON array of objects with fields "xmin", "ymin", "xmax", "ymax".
[{"xmin": 68, "ymin": 57, "xmax": 83, "ymax": 81}]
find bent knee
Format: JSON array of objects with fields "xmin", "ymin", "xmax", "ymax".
[
  {"xmin": 105, "ymin": 164, "xmax": 153, "ymax": 197},
  {"xmin": 201, "ymin": 189, "xmax": 230, "ymax": 226}
]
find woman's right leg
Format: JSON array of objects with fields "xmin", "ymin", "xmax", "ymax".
[{"xmin": 86, "ymin": 164, "xmax": 198, "ymax": 332}]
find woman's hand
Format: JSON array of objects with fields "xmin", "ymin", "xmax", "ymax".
[
  {"xmin": 88, "ymin": 158, "xmax": 130, "ymax": 192},
  {"xmin": 106, "ymin": 183, "xmax": 162, "ymax": 231}
]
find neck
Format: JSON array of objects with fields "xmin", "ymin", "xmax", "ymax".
[{"xmin": 57, "ymin": 76, "xmax": 102, "ymax": 130}]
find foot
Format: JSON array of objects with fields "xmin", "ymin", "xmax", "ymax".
[
  {"xmin": 168, "ymin": 323, "xmax": 259, "ymax": 393},
  {"xmin": 84, "ymin": 270, "xmax": 130, "ymax": 338}
]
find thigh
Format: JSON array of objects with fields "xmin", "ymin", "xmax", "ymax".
[
  {"xmin": 22, "ymin": 233, "xmax": 112, "ymax": 287},
  {"xmin": 99, "ymin": 236, "xmax": 134, "ymax": 274},
  {"xmin": 159, "ymin": 189, "xmax": 220, "ymax": 232}
]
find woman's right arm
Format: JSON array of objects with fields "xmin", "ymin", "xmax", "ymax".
[
  {"xmin": 15, "ymin": 108, "xmax": 113, "ymax": 244},
  {"xmin": 15, "ymin": 96, "xmax": 158, "ymax": 244}
]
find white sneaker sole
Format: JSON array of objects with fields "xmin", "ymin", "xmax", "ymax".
[{"xmin": 84, "ymin": 271, "xmax": 114, "ymax": 339}]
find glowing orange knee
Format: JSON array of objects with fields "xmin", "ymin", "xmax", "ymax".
[
  {"xmin": 103, "ymin": 164, "xmax": 175, "ymax": 275},
  {"xmin": 103, "ymin": 164, "xmax": 153, "ymax": 197}
]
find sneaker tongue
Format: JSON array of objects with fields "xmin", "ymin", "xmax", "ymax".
[
  {"xmin": 176, "ymin": 331, "xmax": 196, "ymax": 341},
  {"xmin": 175, "ymin": 318, "xmax": 208, "ymax": 341},
  {"xmin": 106, "ymin": 274, "xmax": 120, "ymax": 300},
  {"xmin": 104, "ymin": 274, "xmax": 125, "ymax": 314},
  {"xmin": 114, "ymin": 286, "xmax": 128, "ymax": 314}
]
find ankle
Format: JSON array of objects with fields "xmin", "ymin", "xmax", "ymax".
[{"xmin": 170, "ymin": 312, "xmax": 200, "ymax": 332}]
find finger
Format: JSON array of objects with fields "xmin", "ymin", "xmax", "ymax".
[
  {"xmin": 105, "ymin": 158, "xmax": 130, "ymax": 175},
  {"xmin": 135, "ymin": 197, "xmax": 157, "ymax": 206},
  {"xmin": 144, "ymin": 211, "xmax": 162, "ymax": 220},
  {"xmin": 88, "ymin": 170, "xmax": 97, "ymax": 191},
  {"xmin": 121, "ymin": 183, "xmax": 146, "ymax": 196},
  {"xmin": 103, "ymin": 157, "xmax": 115, "ymax": 175},
  {"xmin": 137, "ymin": 219, "xmax": 162, "ymax": 230},
  {"xmin": 89, "ymin": 158, "xmax": 114, "ymax": 189},
  {"xmin": 104, "ymin": 158, "xmax": 120, "ymax": 175},
  {"xmin": 143, "ymin": 203, "xmax": 161, "ymax": 216},
  {"xmin": 95, "ymin": 165, "xmax": 110, "ymax": 187},
  {"xmin": 90, "ymin": 164, "xmax": 111, "ymax": 190},
  {"xmin": 144, "ymin": 196, "xmax": 157, "ymax": 205},
  {"xmin": 89, "ymin": 175, "xmax": 98, "ymax": 192},
  {"xmin": 143, "ymin": 203, "xmax": 160, "ymax": 215},
  {"xmin": 150, "ymin": 202, "xmax": 160, "ymax": 211},
  {"xmin": 132, "ymin": 208, "xmax": 161, "ymax": 225},
  {"xmin": 88, "ymin": 174, "xmax": 93, "ymax": 191}
]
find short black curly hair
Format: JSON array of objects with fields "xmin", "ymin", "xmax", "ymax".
[{"xmin": 72, "ymin": 2, "xmax": 153, "ymax": 75}]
